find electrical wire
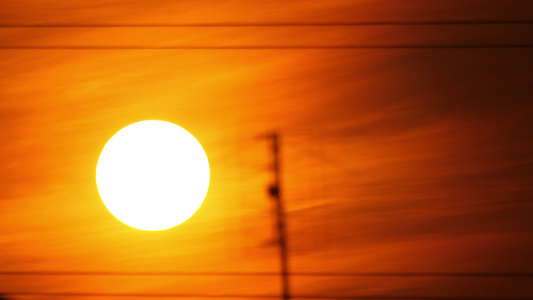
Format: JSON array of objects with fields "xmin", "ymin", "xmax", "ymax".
[
  {"xmin": 1, "ymin": 45, "xmax": 532, "ymax": 50},
  {"xmin": 4, "ymin": 292, "xmax": 533, "ymax": 299},
  {"xmin": 1, "ymin": 21, "xmax": 533, "ymax": 27},
  {"xmin": 1, "ymin": 271, "xmax": 531, "ymax": 277}
]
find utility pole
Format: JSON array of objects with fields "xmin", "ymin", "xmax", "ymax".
[{"xmin": 267, "ymin": 133, "xmax": 290, "ymax": 300}]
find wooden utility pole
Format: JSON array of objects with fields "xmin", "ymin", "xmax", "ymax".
[{"xmin": 267, "ymin": 133, "xmax": 290, "ymax": 300}]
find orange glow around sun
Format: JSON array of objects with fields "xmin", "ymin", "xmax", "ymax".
[{"xmin": 96, "ymin": 120, "xmax": 210, "ymax": 231}]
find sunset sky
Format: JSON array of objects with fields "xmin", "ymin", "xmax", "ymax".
[{"xmin": 1, "ymin": 1, "xmax": 533, "ymax": 299}]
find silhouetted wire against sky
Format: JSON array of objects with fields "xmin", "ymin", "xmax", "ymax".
[
  {"xmin": 1, "ymin": 45, "xmax": 533, "ymax": 49},
  {"xmin": 4, "ymin": 292, "xmax": 533, "ymax": 299},
  {"xmin": 1, "ymin": 271, "xmax": 532, "ymax": 277},
  {"xmin": 1, "ymin": 20, "xmax": 533, "ymax": 27}
]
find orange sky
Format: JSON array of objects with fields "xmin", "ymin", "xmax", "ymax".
[{"xmin": 1, "ymin": 1, "xmax": 533, "ymax": 299}]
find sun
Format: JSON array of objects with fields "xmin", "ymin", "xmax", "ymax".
[{"xmin": 96, "ymin": 120, "xmax": 210, "ymax": 231}]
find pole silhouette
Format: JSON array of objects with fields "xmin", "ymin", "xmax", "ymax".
[{"xmin": 267, "ymin": 133, "xmax": 290, "ymax": 300}]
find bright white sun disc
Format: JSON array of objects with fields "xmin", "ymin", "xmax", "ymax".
[{"xmin": 96, "ymin": 120, "xmax": 210, "ymax": 231}]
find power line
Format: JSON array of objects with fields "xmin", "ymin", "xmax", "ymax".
[
  {"xmin": 1, "ymin": 21, "xmax": 533, "ymax": 27},
  {"xmin": 1, "ymin": 271, "xmax": 532, "ymax": 277},
  {"xmin": 1, "ymin": 45, "xmax": 532, "ymax": 50},
  {"xmin": 4, "ymin": 292, "xmax": 274, "ymax": 298},
  {"xmin": 4, "ymin": 292, "xmax": 533, "ymax": 300}
]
